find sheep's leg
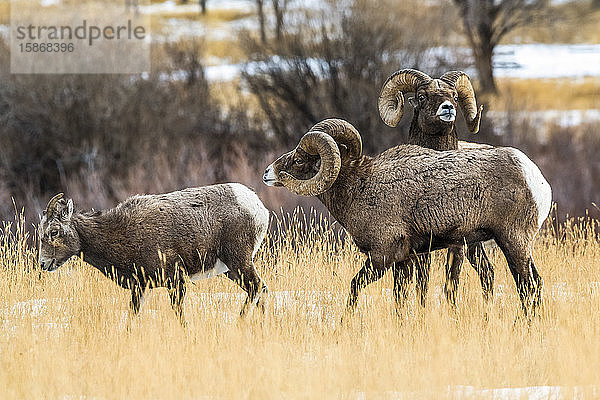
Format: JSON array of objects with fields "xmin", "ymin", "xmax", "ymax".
[
  {"xmin": 530, "ymin": 258, "xmax": 543, "ymax": 314},
  {"xmin": 129, "ymin": 284, "xmax": 146, "ymax": 316},
  {"xmin": 168, "ymin": 277, "xmax": 187, "ymax": 326},
  {"xmin": 444, "ymin": 246, "xmax": 464, "ymax": 308},
  {"xmin": 496, "ymin": 239, "xmax": 540, "ymax": 317},
  {"xmin": 126, "ymin": 284, "xmax": 146, "ymax": 330},
  {"xmin": 392, "ymin": 261, "xmax": 412, "ymax": 314},
  {"xmin": 466, "ymin": 242, "xmax": 495, "ymax": 302},
  {"xmin": 346, "ymin": 257, "xmax": 388, "ymax": 312},
  {"xmin": 414, "ymin": 253, "xmax": 431, "ymax": 307},
  {"xmin": 224, "ymin": 263, "xmax": 268, "ymax": 317},
  {"xmin": 511, "ymin": 256, "xmax": 539, "ymax": 318}
]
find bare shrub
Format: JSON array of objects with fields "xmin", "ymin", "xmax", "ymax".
[
  {"xmin": 241, "ymin": 0, "xmax": 467, "ymax": 154},
  {"xmin": 0, "ymin": 39, "xmax": 268, "ymax": 222}
]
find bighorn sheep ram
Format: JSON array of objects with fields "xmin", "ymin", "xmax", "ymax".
[
  {"xmin": 379, "ymin": 68, "xmax": 494, "ymax": 307},
  {"xmin": 263, "ymin": 118, "xmax": 551, "ymax": 316},
  {"xmin": 38, "ymin": 184, "xmax": 270, "ymax": 323}
]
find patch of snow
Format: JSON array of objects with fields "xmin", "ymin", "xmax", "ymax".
[
  {"xmin": 0, "ymin": 24, "xmax": 9, "ymax": 39},
  {"xmin": 6, "ymin": 298, "xmax": 49, "ymax": 317},
  {"xmin": 487, "ymin": 109, "xmax": 600, "ymax": 139},
  {"xmin": 205, "ymin": 63, "xmax": 244, "ymax": 81},
  {"xmin": 163, "ymin": 18, "xmax": 207, "ymax": 39},
  {"xmin": 493, "ymin": 44, "xmax": 600, "ymax": 79},
  {"xmin": 551, "ymin": 0, "xmax": 586, "ymax": 3},
  {"xmin": 195, "ymin": 44, "xmax": 600, "ymax": 85},
  {"xmin": 449, "ymin": 385, "xmax": 597, "ymax": 399},
  {"xmin": 139, "ymin": 0, "xmax": 201, "ymax": 15},
  {"xmin": 41, "ymin": 0, "xmax": 61, "ymax": 6},
  {"xmin": 206, "ymin": 0, "xmax": 255, "ymax": 11},
  {"xmin": 140, "ymin": 0, "xmax": 254, "ymax": 15}
]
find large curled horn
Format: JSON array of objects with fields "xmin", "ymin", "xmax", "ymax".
[
  {"xmin": 44, "ymin": 193, "xmax": 64, "ymax": 217},
  {"xmin": 279, "ymin": 131, "xmax": 341, "ymax": 196},
  {"xmin": 439, "ymin": 71, "xmax": 484, "ymax": 133},
  {"xmin": 309, "ymin": 118, "xmax": 362, "ymax": 159},
  {"xmin": 378, "ymin": 69, "xmax": 432, "ymax": 127}
]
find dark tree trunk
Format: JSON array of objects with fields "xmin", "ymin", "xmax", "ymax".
[
  {"xmin": 272, "ymin": 0, "xmax": 284, "ymax": 41},
  {"xmin": 593, "ymin": 0, "xmax": 600, "ymax": 9},
  {"xmin": 453, "ymin": 0, "xmax": 549, "ymax": 96},
  {"xmin": 256, "ymin": 0, "xmax": 267, "ymax": 44},
  {"xmin": 200, "ymin": 0, "xmax": 206, "ymax": 14},
  {"xmin": 474, "ymin": 42, "xmax": 497, "ymax": 95}
]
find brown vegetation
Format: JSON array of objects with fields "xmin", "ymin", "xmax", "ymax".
[
  {"xmin": 0, "ymin": 0, "xmax": 599, "ymax": 226},
  {"xmin": 0, "ymin": 210, "xmax": 599, "ymax": 397}
]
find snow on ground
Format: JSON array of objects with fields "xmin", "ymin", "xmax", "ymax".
[
  {"xmin": 0, "ymin": 25, "xmax": 9, "ymax": 39},
  {"xmin": 3, "ymin": 281, "xmax": 599, "ymax": 329},
  {"xmin": 139, "ymin": 0, "xmax": 254, "ymax": 15},
  {"xmin": 431, "ymin": 385, "xmax": 596, "ymax": 399},
  {"xmin": 40, "ymin": 0, "xmax": 61, "ymax": 6},
  {"xmin": 139, "ymin": 0, "xmax": 208, "ymax": 15},
  {"xmin": 201, "ymin": 44, "xmax": 600, "ymax": 83},
  {"xmin": 487, "ymin": 109, "xmax": 600, "ymax": 138},
  {"xmin": 493, "ymin": 44, "xmax": 600, "ymax": 79},
  {"xmin": 205, "ymin": 62, "xmax": 245, "ymax": 81}
]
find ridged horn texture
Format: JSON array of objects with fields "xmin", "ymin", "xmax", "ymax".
[
  {"xmin": 439, "ymin": 71, "xmax": 484, "ymax": 133},
  {"xmin": 279, "ymin": 131, "xmax": 341, "ymax": 196},
  {"xmin": 45, "ymin": 193, "xmax": 64, "ymax": 217},
  {"xmin": 378, "ymin": 69, "xmax": 432, "ymax": 127},
  {"xmin": 309, "ymin": 118, "xmax": 363, "ymax": 160}
]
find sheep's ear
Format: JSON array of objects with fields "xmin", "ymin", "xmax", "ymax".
[
  {"xmin": 61, "ymin": 199, "xmax": 74, "ymax": 221},
  {"xmin": 408, "ymin": 97, "xmax": 418, "ymax": 108}
]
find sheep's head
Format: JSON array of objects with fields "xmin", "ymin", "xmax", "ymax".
[
  {"xmin": 263, "ymin": 119, "xmax": 362, "ymax": 196},
  {"xmin": 378, "ymin": 69, "xmax": 484, "ymax": 134},
  {"xmin": 38, "ymin": 193, "xmax": 80, "ymax": 271}
]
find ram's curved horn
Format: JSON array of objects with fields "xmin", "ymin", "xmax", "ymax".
[
  {"xmin": 44, "ymin": 193, "xmax": 64, "ymax": 217},
  {"xmin": 278, "ymin": 131, "xmax": 341, "ymax": 196},
  {"xmin": 378, "ymin": 69, "xmax": 432, "ymax": 127},
  {"xmin": 439, "ymin": 71, "xmax": 484, "ymax": 133},
  {"xmin": 309, "ymin": 118, "xmax": 362, "ymax": 159}
]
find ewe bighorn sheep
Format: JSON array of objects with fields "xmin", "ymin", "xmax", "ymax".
[
  {"xmin": 263, "ymin": 118, "xmax": 551, "ymax": 316},
  {"xmin": 379, "ymin": 68, "xmax": 494, "ymax": 307},
  {"xmin": 38, "ymin": 184, "xmax": 270, "ymax": 323}
]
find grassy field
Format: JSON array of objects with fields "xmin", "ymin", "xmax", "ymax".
[{"xmin": 1, "ymin": 209, "xmax": 599, "ymax": 398}]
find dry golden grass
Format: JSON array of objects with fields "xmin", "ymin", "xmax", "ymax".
[
  {"xmin": 490, "ymin": 77, "xmax": 600, "ymax": 111},
  {"xmin": 505, "ymin": 6, "xmax": 600, "ymax": 45},
  {"xmin": 204, "ymin": 39, "xmax": 245, "ymax": 63},
  {"xmin": 1, "ymin": 209, "xmax": 599, "ymax": 398},
  {"xmin": 0, "ymin": 1, "xmax": 9, "ymax": 25}
]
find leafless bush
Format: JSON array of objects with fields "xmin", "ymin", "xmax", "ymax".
[
  {"xmin": 0, "ymin": 40, "xmax": 268, "ymax": 222},
  {"xmin": 241, "ymin": 0, "xmax": 466, "ymax": 154}
]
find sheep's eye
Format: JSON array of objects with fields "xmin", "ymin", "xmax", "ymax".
[
  {"xmin": 454, "ymin": 95, "xmax": 459, "ymax": 101},
  {"xmin": 418, "ymin": 94, "xmax": 426, "ymax": 101},
  {"xmin": 49, "ymin": 229, "xmax": 59, "ymax": 239},
  {"xmin": 294, "ymin": 159, "xmax": 304, "ymax": 166}
]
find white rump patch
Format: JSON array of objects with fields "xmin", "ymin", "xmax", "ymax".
[
  {"xmin": 509, "ymin": 148, "xmax": 552, "ymax": 228},
  {"xmin": 190, "ymin": 258, "xmax": 230, "ymax": 281},
  {"xmin": 227, "ymin": 183, "xmax": 270, "ymax": 257}
]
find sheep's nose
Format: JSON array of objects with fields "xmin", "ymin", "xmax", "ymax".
[
  {"xmin": 441, "ymin": 103, "xmax": 454, "ymax": 110},
  {"xmin": 263, "ymin": 164, "xmax": 278, "ymax": 186}
]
